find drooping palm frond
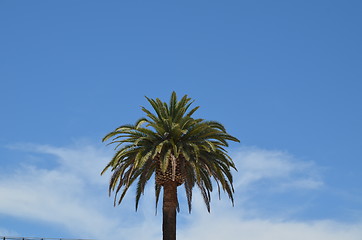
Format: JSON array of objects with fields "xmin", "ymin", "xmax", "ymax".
[{"xmin": 102, "ymin": 91, "xmax": 239, "ymax": 212}]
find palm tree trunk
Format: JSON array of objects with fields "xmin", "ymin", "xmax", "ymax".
[{"xmin": 162, "ymin": 181, "xmax": 178, "ymax": 240}]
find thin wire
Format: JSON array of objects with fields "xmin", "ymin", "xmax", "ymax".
[{"xmin": 0, "ymin": 237, "xmax": 96, "ymax": 240}]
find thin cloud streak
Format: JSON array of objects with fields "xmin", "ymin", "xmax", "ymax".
[
  {"xmin": 0, "ymin": 142, "xmax": 360, "ymax": 240},
  {"xmin": 0, "ymin": 228, "xmax": 19, "ymax": 237},
  {"xmin": 233, "ymin": 147, "xmax": 323, "ymax": 191},
  {"xmin": 179, "ymin": 216, "xmax": 362, "ymax": 240}
]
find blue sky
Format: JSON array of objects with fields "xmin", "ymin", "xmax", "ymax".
[{"xmin": 0, "ymin": 1, "xmax": 361, "ymax": 239}]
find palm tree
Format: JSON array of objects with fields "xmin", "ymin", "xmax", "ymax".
[{"xmin": 102, "ymin": 92, "xmax": 239, "ymax": 240}]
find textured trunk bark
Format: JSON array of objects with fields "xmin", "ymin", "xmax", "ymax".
[{"xmin": 162, "ymin": 181, "xmax": 178, "ymax": 240}]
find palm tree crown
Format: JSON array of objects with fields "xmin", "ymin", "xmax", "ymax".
[{"xmin": 102, "ymin": 92, "xmax": 240, "ymax": 213}]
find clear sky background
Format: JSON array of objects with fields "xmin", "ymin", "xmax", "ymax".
[{"xmin": 0, "ymin": 1, "xmax": 361, "ymax": 239}]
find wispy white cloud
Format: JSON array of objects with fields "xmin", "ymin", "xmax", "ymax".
[
  {"xmin": 0, "ymin": 149, "xmax": 117, "ymax": 238},
  {"xmin": 0, "ymin": 228, "xmax": 19, "ymax": 237},
  {"xmin": 233, "ymin": 147, "xmax": 323, "ymax": 191},
  {"xmin": 179, "ymin": 215, "xmax": 362, "ymax": 240},
  {"xmin": 0, "ymin": 142, "xmax": 360, "ymax": 240}
]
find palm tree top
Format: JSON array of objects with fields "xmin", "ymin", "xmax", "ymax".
[{"xmin": 102, "ymin": 91, "xmax": 240, "ymax": 213}]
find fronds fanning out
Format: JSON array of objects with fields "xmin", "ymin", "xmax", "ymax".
[{"xmin": 102, "ymin": 91, "xmax": 239, "ymax": 212}]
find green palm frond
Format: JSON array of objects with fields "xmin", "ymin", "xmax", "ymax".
[{"xmin": 102, "ymin": 91, "xmax": 239, "ymax": 212}]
